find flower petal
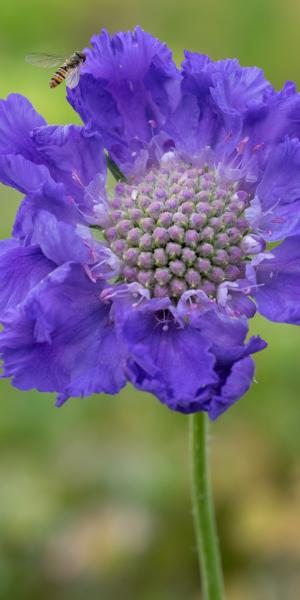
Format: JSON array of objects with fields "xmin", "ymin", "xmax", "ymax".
[
  {"xmin": 0, "ymin": 263, "xmax": 126, "ymax": 400},
  {"xmin": 114, "ymin": 298, "xmax": 217, "ymax": 410},
  {"xmin": 0, "ymin": 94, "xmax": 45, "ymax": 158},
  {"xmin": 0, "ymin": 95, "xmax": 106, "ymax": 217},
  {"xmin": 167, "ymin": 53, "xmax": 272, "ymax": 161},
  {"xmin": 251, "ymin": 236, "xmax": 300, "ymax": 324},
  {"xmin": 112, "ymin": 290, "xmax": 266, "ymax": 416},
  {"xmin": 208, "ymin": 356, "xmax": 255, "ymax": 419},
  {"xmin": 190, "ymin": 307, "xmax": 266, "ymax": 365},
  {"xmin": 0, "ymin": 244, "xmax": 55, "ymax": 313},
  {"xmin": 31, "ymin": 124, "xmax": 107, "ymax": 214},
  {"xmin": 243, "ymin": 82, "xmax": 300, "ymax": 162},
  {"xmin": 212, "ymin": 61, "xmax": 271, "ymax": 111},
  {"xmin": 13, "ymin": 180, "xmax": 83, "ymax": 242},
  {"xmin": 0, "ymin": 154, "xmax": 50, "ymax": 194},
  {"xmin": 253, "ymin": 137, "xmax": 300, "ymax": 240},
  {"xmin": 68, "ymin": 27, "xmax": 180, "ymax": 175},
  {"xmin": 0, "ymin": 238, "xmax": 19, "ymax": 255},
  {"xmin": 31, "ymin": 210, "xmax": 95, "ymax": 265}
]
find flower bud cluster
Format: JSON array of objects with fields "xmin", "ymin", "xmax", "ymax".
[{"xmin": 102, "ymin": 161, "xmax": 262, "ymax": 300}]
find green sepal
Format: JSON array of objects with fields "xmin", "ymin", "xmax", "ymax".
[{"xmin": 105, "ymin": 153, "xmax": 126, "ymax": 182}]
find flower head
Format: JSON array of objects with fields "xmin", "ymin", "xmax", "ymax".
[{"xmin": 1, "ymin": 27, "xmax": 299, "ymax": 417}]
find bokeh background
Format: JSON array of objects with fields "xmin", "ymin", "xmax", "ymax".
[{"xmin": 1, "ymin": 1, "xmax": 300, "ymax": 598}]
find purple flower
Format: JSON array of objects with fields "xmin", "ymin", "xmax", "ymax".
[{"xmin": 1, "ymin": 27, "xmax": 300, "ymax": 418}]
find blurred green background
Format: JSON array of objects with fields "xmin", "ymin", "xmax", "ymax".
[{"xmin": 1, "ymin": 1, "xmax": 300, "ymax": 598}]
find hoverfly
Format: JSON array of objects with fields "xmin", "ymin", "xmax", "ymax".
[{"xmin": 25, "ymin": 51, "xmax": 86, "ymax": 89}]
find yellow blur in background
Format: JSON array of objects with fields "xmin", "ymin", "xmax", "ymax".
[{"xmin": 1, "ymin": 1, "xmax": 300, "ymax": 598}]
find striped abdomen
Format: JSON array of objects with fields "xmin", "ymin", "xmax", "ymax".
[{"xmin": 49, "ymin": 65, "xmax": 70, "ymax": 88}]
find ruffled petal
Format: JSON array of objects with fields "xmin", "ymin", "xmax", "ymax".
[
  {"xmin": 85, "ymin": 27, "xmax": 176, "ymax": 81},
  {"xmin": 0, "ymin": 154, "xmax": 50, "ymax": 194},
  {"xmin": 252, "ymin": 137, "xmax": 300, "ymax": 241},
  {"xmin": 165, "ymin": 58, "xmax": 227, "ymax": 158},
  {"xmin": 165, "ymin": 53, "xmax": 272, "ymax": 161},
  {"xmin": 251, "ymin": 236, "xmax": 300, "ymax": 324},
  {"xmin": 0, "ymin": 244, "xmax": 55, "ymax": 313},
  {"xmin": 194, "ymin": 308, "xmax": 266, "ymax": 418},
  {"xmin": 13, "ymin": 181, "xmax": 84, "ymax": 242},
  {"xmin": 242, "ymin": 82, "xmax": 300, "ymax": 164},
  {"xmin": 31, "ymin": 124, "xmax": 107, "ymax": 215},
  {"xmin": 11, "ymin": 183, "xmax": 112, "ymax": 275},
  {"xmin": 182, "ymin": 53, "xmax": 272, "ymax": 111},
  {"xmin": 113, "ymin": 294, "xmax": 266, "ymax": 415},
  {"xmin": 31, "ymin": 210, "xmax": 95, "ymax": 265},
  {"xmin": 114, "ymin": 297, "xmax": 217, "ymax": 410},
  {"xmin": 0, "ymin": 263, "xmax": 126, "ymax": 400},
  {"xmin": 68, "ymin": 27, "xmax": 180, "ymax": 175},
  {"xmin": 0, "ymin": 238, "xmax": 19, "ymax": 255},
  {"xmin": 208, "ymin": 356, "xmax": 255, "ymax": 419},
  {"xmin": 0, "ymin": 94, "xmax": 45, "ymax": 158},
  {"xmin": 189, "ymin": 306, "xmax": 266, "ymax": 365},
  {"xmin": 209, "ymin": 59, "xmax": 272, "ymax": 115},
  {"xmin": 0, "ymin": 95, "xmax": 106, "ymax": 218},
  {"xmin": 163, "ymin": 94, "xmax": 204, "ymax": 157}
]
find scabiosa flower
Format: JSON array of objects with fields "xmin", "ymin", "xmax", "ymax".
[{"xmin": 1, "ymin": 26, "xmax": 300, "ymax": 418}]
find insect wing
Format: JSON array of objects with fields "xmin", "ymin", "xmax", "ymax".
[
  {"xmin": 25, "ymin": 53, "xmax": 65, "ymax": 68},
  {"xmin": 66, "ymin": 66, "xmax": 81, "ymax": 89}
]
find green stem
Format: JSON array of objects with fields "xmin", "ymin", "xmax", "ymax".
[{"xmin": 189, "ymin": 412, "xmax": 224, "ymax": 600}]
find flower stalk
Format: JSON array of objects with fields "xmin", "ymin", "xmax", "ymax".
[{"xmin": 189, "ymin": 412, "xmax": 224, "ymax": 600}]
